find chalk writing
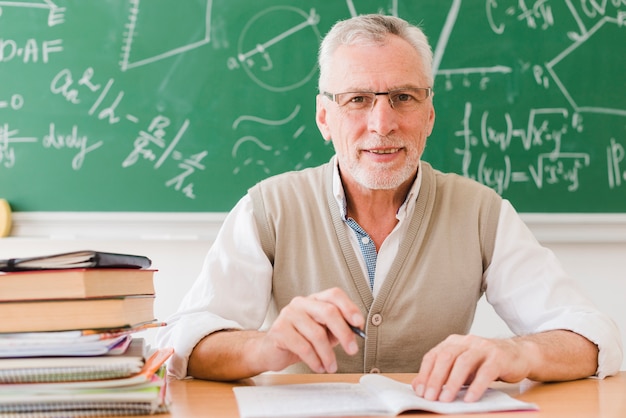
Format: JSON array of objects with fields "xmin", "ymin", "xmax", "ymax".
[
  {"xmin": 0, "ymin": 123, "xmax": 37, "ymax": 169},
  {"xmin": 0, "ymin": 38, "xmax": 63, "ymax": 63},
  {"xmin": 454, "ymin": 102, "xmax": 593, "ymax": 194},
  {"xmin": 42, "ymin": 123, "xmax": 103, "ymax": 170},
  {"xmin": 50, "ymin": 67, "xmax": 131, "ymax": 124},
  {"xmin": 607, "ymin": 138, "xmax": 625, "ymax": 189},
  {"xmin": 0, "ymin": 94, "xmax": 23, "ymax": 110},
  {"xmin": 486, "ymin": 0, "xmax": 555, "ymax": 34},
  {"xmin": 165, "ymin": 151, "xmax": 208, "ymax": 199},
  {"xmin": 0, "ymin": 1, "xmax": 623, "ymax": 212},
  {"xmin": 46, "ymin": 63, "xmax": 205, "ymax": 199}
]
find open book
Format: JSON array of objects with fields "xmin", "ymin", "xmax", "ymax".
[{"xmin": 233, "ymin": 374, "xmax": 538, "ymax": 417}]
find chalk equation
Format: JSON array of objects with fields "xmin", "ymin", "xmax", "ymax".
[
  {"xmin": 437, "ymin": 0, "xmax": 626, "ymax": 204},
  {"xmin": 454, "ymin": 102, "xmax": 595, "ymax": 194},
  {"xmin": 3, "ymin": 63, "xmax": 206, "ymax": 200}
]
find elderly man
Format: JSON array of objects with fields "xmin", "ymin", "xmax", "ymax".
[{"xmin": 157, "ymin": 14, "xmax": 622, "ymax": 403}]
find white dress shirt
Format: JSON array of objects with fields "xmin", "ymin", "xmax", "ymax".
[{"xmin": 157, "ymin": 158, "xmax": 623, "ymax": 379}]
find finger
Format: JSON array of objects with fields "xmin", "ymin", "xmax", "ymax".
[
  {"xmin": 283, "ymin": 298, "xmax": 342, "ymax": 373},
  {"xmin": 463, "ymin": 361, "xmax": 500, "ymax": 402},
  {"xmin": 306, "ymin": 296, "xmax": 360, "ymax": 357},
  {"xmin": 437, "ymin": 349, "xmax": 484, "ymax": 402},
  {"xmin": 417, "ymin": 349, "xmax": 457, "ymax": 401},
  {"xmin": 311, "ymin": 287, "xmax": 365, "ymax": 329},
  {"xmin": 308, "ymin": 288, "xmax": 364, "ymax": 355},
  {"xmin": 412, "ymin": 350, "xmax": 436, "ymax": 396},
  {"xmin": 292, "ymin": 314, "xmax": 341, "ymax": 373},
  {"xmin": 269, "ymin": 307, "xmax": 328, "ymax": 373},
  {"xmin": 277, "ymin": 293, "xmax": 360, "ymax": 373},
  {"xmin": 416, "ymin": 335, "xmax": 471, "ymax": 401}
]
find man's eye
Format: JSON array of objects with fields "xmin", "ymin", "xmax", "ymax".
[
  {"xmin": 350, "ymin": 95, "xmax": 369, "ymax": 104},
  {"xmin": 393, "ymin": 93, "xmax": 413, "ymax": 102}
]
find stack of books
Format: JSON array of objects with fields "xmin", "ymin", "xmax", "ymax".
[{"xmin": 0, "ymin": 250, "xmax": 173, "ymax": 416}]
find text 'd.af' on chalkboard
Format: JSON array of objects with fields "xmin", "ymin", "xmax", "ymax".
[{"xmin": 0, "ymin": 0, "xmax": 624, "ymax": 213}]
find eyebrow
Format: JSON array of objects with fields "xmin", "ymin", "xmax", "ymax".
[{"xmin": 336, "ymin": 84, "xmax": 424, "ymax": 92}]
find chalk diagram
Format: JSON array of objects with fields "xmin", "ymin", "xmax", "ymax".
[
  {"xmin": 0, "ymin": 0, "xmax": 65, "ymax": 26},
  {"xmin": 546, "ymin": 12, "xmax": 626, "ymax": 117},
  {"xmin": 231, "ymin": 105, "xmax": 312, "ymax": 176},
  {"xmin": 119, "ymin": 0, "xmax": 212, "ymax": 71},
  {"xmin": 228, "ymin": 6, "xmax": 321, "ymax": 93}
]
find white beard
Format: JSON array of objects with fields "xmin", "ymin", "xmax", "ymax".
[{"xmin": 349, "ymin": 158, "xmax": 418, "ymax": 190}]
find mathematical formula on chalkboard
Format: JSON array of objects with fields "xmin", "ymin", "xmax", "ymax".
[{"xmin": 0, "ymin": 0, "xmax": 624, "ymax": 212}]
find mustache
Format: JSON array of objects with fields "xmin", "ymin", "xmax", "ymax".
[{"xmin": 358, "ymin": 135, "xmax": 405, "ymax": 149}]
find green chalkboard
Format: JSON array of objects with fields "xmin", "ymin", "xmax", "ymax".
[{"xmin": 0, "ymin": 0, "xmax": 624, "ymax": 213}]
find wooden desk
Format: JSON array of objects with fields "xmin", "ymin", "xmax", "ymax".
[{"xmin": 160, "ymin": 372, "xmax": 626, "ymax": 418}]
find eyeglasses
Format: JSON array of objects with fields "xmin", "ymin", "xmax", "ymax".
[{"xmin": 322, "ymin": 87, "xmax": 432, "ymax": 113}]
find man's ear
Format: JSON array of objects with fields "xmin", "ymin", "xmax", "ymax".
[
  {"xmin": 427, "ymin": 106, "xmax": 435, "ymax": 137},
  {"xmin": 315, "ymin": 94, "xmax": 332, "ymax": 141}
]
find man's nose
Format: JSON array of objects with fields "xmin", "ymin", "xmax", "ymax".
[{"xmin": 367, "ymin": 95, "xmax": 399, "ymax": 136}]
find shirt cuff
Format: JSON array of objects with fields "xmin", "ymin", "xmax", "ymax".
[
  {"xmin": 156, "ymin": 311, "xmax": 243, "ymax": 379},
  {"xmin": 535, "ymin": 312, "xmax": 623, "ymax": 378}
]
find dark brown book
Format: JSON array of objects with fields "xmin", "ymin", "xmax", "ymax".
[
  {"xmin": 0, "ymin": 269, "xmax": 155, "ymax": 301},
  {"xmin": 0, "ymin": 296, "xmax": 155, "ymax": 333}
]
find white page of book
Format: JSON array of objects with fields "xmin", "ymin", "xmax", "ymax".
[
  {"xmin": 234, "ymin": 382, "xmax": 388, "ymax": 418},
  {"xmin": 233, "ymin": 375, "xmax": 538, "ymax": 418}
]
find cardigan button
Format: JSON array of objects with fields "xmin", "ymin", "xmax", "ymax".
[{"xmin": 371, "ymin": 313, "xmax": 383, "ymax": 326}]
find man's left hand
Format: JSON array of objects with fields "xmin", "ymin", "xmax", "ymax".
[{"xmin": 411, "ymin": 334, "xmax": 533, "ymax": 402}]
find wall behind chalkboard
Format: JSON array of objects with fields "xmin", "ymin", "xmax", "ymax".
[{"xmin": 0, "ymin": 0, "xmax": 624, "ymax": 213}]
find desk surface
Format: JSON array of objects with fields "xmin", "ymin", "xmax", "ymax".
[{"xmin": 158, "ymin": 372, "xmax": 626, "ymax": 418}]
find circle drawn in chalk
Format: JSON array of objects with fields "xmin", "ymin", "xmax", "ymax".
[{"xmin": 237, "ymin": 7, "xmax": 320, "ymax": 92}]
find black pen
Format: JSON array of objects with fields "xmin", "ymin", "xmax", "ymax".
[{"xmin": 349, "ymin": 324, "xmax": 367, "ymax": 339}]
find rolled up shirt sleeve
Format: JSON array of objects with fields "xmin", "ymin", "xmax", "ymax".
[
  {"xmin": 485, "ymin": 200, "xmax": 623, "ymax": 378},
  {"xmin": 156, "ymin": 194, "xmax": 273, "ymax": 379}
]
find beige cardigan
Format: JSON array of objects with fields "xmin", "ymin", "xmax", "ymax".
[{"xmin": 249, "ymin": 161, "xmax": 502, "ymax": 373}]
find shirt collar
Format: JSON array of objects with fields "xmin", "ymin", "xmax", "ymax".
[{"xmin": 331, "ymin": 155, "xmax": 422, "ymax": 222}]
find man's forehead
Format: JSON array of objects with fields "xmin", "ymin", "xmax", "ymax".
[{"xmin": 326, "ymin": 41, "xmax": 427, "ymax": 89}]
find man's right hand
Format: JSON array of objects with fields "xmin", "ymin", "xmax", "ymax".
[
  {"xmin": 187, "ymin": 287, "xmax": 364, "ymax": 380},
  {"xmin": 256, "ymin": 287, "xmax": 365, "ymax": 374}
]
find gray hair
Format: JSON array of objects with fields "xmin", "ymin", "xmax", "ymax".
[{"xmin": 318, "ymin": 14, "xmax": 434, "ymax": 89}]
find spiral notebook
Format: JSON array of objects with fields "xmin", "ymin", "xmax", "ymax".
[
  {"xmin": 0, "ymin": 337, "xmax": 144, "ymax": 384},
  {"xmin": 0, "ymin": 347, "xmax": 173, "ymax": 416}
]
